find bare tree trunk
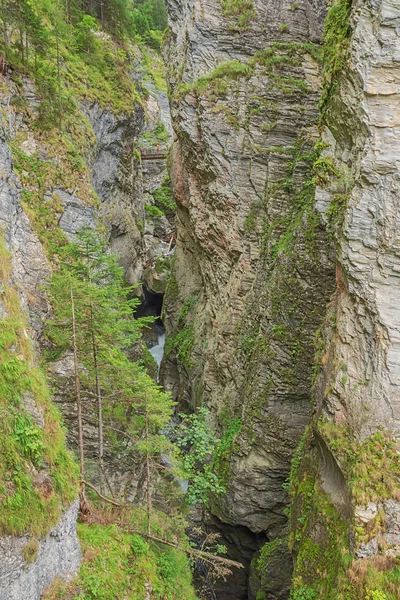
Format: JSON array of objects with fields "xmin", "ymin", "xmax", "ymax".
[
  {"xmin": 145, "ymin": 403, "xmax": 151, "ymax": 539},
  {"xmin": 90, "ymin": 306, "xmax": 104, "ymax": 494},
  {"xmin": 71, "ymin": 283, "xmax": 86, "ymax": 504},
  {"xmin": 1, "ymin": 1, "xmax": 9, "ymax": 63},
  {"xmin": 25, "ymin": 31, "xmax": 29, "ymax": 66},
  {"xmin": 19, "ymin": 26, "xmax": 24, "ymax": 63},
  {"xmin": 55, "ymin": 33, "xmax": 62, "ymax": 131}
]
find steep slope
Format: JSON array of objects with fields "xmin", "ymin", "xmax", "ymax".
[
  {"xmin": 163, "ymin": 0, "xmax": 336, "ymax": 597},
  {"xmin": 0, "ymin": 3, "xmax": 179, "ymax": 596},
  {"xmin": 0, "ymin": 234, "xmax": 80, "ymax": 598}
]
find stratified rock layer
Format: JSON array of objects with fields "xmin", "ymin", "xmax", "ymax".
[
  {"xmin": 289, "ymin": 0, "xmax": 400, "ymax": 596},
  {"xmin": 317, "ymin": 0, "xmax": 400, "ymax": 440},
  {"xmin": 164, "ymin": 0, "xmax": 335, "ymax": 596}
]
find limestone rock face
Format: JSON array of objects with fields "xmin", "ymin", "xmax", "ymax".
[
  {"xmin": 86, "ymin": 102, "xmax": 145, "ymax": 285},
  {"xmin": 163, "ymin": 0, "xmax": 335, "ymax": 594},
  {"xmin": 303, "ymin": 0, "xmax": 400, "ymax": 569},
  {"xmin": 286, "ymin": 1, "xmax": 400, "ymax": 595},
  {"xmin": 317, "ymin": 0, "xmax": 400, "ymax": 440},
  {"xmin": 0, "ymin": 500, "xmax": 80, "ymax": 600},
  {"xmin": 0, "ymin": 90, "xmax": 51, "ymax": 340}
]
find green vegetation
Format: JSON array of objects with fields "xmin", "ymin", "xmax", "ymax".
[
  {"xmin": 289, "ymin": 423, "xmax": 400, "ymax": 600},
  {"xmin": 320, "ymin": 0, "xmax": 353, "ymax": 107},
  {"xmin": 318, "ymin": 424, "xmax": 400, "ymax": 510},
  {"xmin": 140, "ymin": 45, "xmax": 168, "ymax": 90},
  {"xmin": 177, "ymin": 407, "xmax": 226, "ymax": 505},
  {"xmin": 219, "ymin": 0, "xmax": 256, "ymax": 30},
  {"xmin": 244, "ymin": 208, "xmax": 257, "ymax": 233},
  {"xmin": 46, "ymin": 228, "xmax": 175, "ymax": 498},
  {"xmin": 11, "ymin": 142, "xmax": 93, "ymax": 257},
  {"xmin": 0, "ymin": 0, "xmax": 170, "ymax": 260},
  {"xmin": 177, "ymin": 59, "xmax": 251, "ymax": 99},
  {"xmin": 212, "ymin": 413, "xmax": 242, "ymax": 484},
  {"xmin": 145, "ymin": 204, "xmax": 164, "ymax": 218},
  {"xmin": 43, "ymin": 516, "xmax": 197, "ymax": 600},
  {"xmin": 256, "ymin": 536, "xmax": 290, "ymax": 600},
  {"xmin": 165, "ymin": 326, "xmax": 195, "ymax": 369},
  {"xmin": 152, "ymin": 176, "xmax": 176, "ymax": 216},
  {"xmin": 177, "ymin": 41, "xmax": 320, "ymax": 102},
  {"xmin": 143, "ymin": 121, "xmax": 170, "ymax": 145},
  {"xmin": 165, "ymin": 295, "xmax": 198, "ymax": 370},
  {"xmin": 0, "ymin": 235, "xmax": 78, "ymax": 536}
]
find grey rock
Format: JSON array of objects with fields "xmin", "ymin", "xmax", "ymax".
[
  {"xmin": 0, "ymin": 90, "xmax": 51, "ymax": 339},
  {"xmin": 22, "ymin": 392, "xmax": 45, "ymax": 429},
  {"xmin": 163, "ymin": 0, "xmax": 334, "ymax": 595},
  {"xmin": 164, "ymin": 0, "xmax": 332, "ymax": 531},
  {"xmin": 55, "ymin": 188, "xmax": 95, "ymax": 238},
  {"xmin": 0, "ymin": 500, "xmax": 80, "ymax": 600}
]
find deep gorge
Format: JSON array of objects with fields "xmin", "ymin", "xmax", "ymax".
[{"xmin": 1, "ymin": 0, "xmax": 400, "ymax": 599}]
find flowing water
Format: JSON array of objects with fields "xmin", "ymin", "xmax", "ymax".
[{"xmin": 149, "ymin": 332, "xmax": 165, "ymax": 380}]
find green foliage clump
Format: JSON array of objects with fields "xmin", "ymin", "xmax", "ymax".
[
  {"xmin": 165, "ymin": 295, "xmax": 198, "ymax": 370},
  {"xmin": 178, "ymin": 59, "xmax": 251, "ymax": 99},
  {"xmin": 143, "ymin": 121, "xmax": 170, "ymax": 145},
  {"xmin": 152, "ymin": 176, "xmax": 176, "ymax": 216},
  {"xmin": 165, "ymin": 326, "xmax": 195, "ymax": 369},
  {"xmin": 43, "ymin": 518, "xmax": 197, "ymax": 600},
  {"xmin": 212, "ymin": 413, "xmax": 241, "ymax": 484},
  {"xmin": 244, "ymin": 208, "xmax": 257, "ymax": 233},
  {"xmin": 177, "ymin": 407, "xmax": 226, "ymax": 505},
  {"xmin": 145, "ymin": 204, "xmax": 164, "ymax": 218},
  {"xmin": 290, "ymin": 585, "xmax": 317, "ymax": 600},
  {"xmin": 321, "ymin": 0, "xmax": 353, "ymax": 107},
  {"xmin": 318, "ymin": 424, "xmax": 400, "ymax": 509},
  {"xmin": 219, "ymin": 0, "xmax": 256, "ymax": 30},
  {"xmin": 140, "ymin": 45, "xmax": 167, "ymax": 90},
  {"xmin": 0, "ymin": 235, "xmax": 78, "ymax": 537}
]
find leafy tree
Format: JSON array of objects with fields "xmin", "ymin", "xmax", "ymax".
[
  {"xmin": 73, "ymin": 14, "xmax": 98, "ymax": 51},
  {"xmin": 176, "ymin": 407, "xmax": 225, "ymax": 506}
]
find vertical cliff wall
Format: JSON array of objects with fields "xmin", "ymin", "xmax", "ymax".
[
  {"xmin": 289, "ymin": 0, "xmax": 400, "ymax": 597},
  {"xmin": 163, "ymin": 0, "xmax": 337, "ymax": 597}
]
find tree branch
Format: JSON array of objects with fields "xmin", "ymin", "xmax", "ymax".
[
  {"xmin": 81, "ymin": 479, "xmax": 124, "ymax": 507},
  {"xmin": 125, "ymin": 528, "xmax": 243, "ymax": 570}
]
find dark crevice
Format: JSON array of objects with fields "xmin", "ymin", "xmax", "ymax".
[
  {"xmin": 135, "ymin": 284, "xmax": 165, "ymax": 345},
  {"xmin": 196, "ymin": 514, "xmax": 268, "ymax": 600}
]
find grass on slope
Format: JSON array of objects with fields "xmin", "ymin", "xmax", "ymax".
[{"xmin": 0, "ymin": 235, "xmax": 78, "ymax": 537}]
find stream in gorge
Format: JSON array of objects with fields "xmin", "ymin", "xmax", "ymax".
[{"xmin": 149, "ymin": 329, "xmax": 166, "ymax": 379}]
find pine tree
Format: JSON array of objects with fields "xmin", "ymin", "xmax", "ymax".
[{"xmin": 47, "ymin": 228, "xmax": 170, "ymax": 505}]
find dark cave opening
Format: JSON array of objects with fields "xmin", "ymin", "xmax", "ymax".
[
  {"xmin": 135, "ymin": 284, "xmax": 165, "ymax": 343},
  {"xmin": 135, "ymin": 284, "xmax": 164, "ymax": 321},
  {"xmin": 193, "ymin": 514, "xmax": 268, "ymax": 600}
]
